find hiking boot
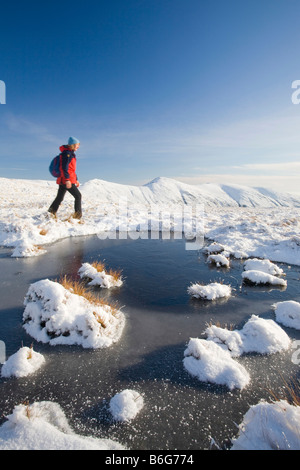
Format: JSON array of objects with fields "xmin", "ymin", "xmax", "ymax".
[
  {"xmin": 47, "ymin": 209, "xmax": 57, "ymax": 219},
  {"xmin": 72, "ymin": 212, "xmax": 82, "ymax": 220}
]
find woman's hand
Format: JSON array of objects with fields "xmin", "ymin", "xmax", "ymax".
[{"xmin": 66, "ymin": 181, "xmax": 72, "ymax": 189}]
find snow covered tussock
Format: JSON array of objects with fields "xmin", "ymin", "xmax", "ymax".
[
  {"xmin": 1, "ymin": 346, "xmax": 45, "ymax": 378},
  {"xmin": 22, "ymin": 279, "xmax": 125, "ymax": 348},
  {"xmin": 231, "ymin": 400, "xmax": 300, "ymax": 450},
  {"xmin": 184, "ymin": 315, "xmax": 291, "ymax": 391},
  {"xmin": 109, "ymin": 390, "xmax": 144, "ymax": 422}
]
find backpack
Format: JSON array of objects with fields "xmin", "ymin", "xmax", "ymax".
[{"xmin": 49, "ymin": 154, "xmax": 61, "ymax": 177}]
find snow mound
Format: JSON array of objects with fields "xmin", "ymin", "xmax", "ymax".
[
  {"xmin": 242, "ymin": 270, "xmax": 287, "ymax": 287},
  {"xmin": 205, "ymin": 315, "xmax": 291, "ymax": 357},
  {"xmin": 78, "ymin": 262, "xmax": 123, "ymax": 288},
  {"xmin": 273, "ymin": 301, "xmax": 300, "ymax": 330},
  {"xmin": 187, "ymin": 282, "xmax": 231, "ymax": 300},
  {"xmin": 204, "ymin": 242, "xmax": 225, "ymax": 254},
  {"xmin": 183, "ymin": 338, "xmax": 250, "ymax": 390},
  {"xmin": 0, "ymin": 401, "xmax": 125, "ymax": 450},
  {"xmin": 207, "ymin": 254, "xmax": 230, "ymax": 268},
  {"xmin": 243, "ymin": 258, "xmax": 284, "ymax": 276},
  {"xmin": 109, "ymin": 390, "xmax": 144, "ymax": 422},
  {"xmin": 231, "ymin": 400, "xmax": 300, "ymax": 450},
  {"xmin": 12, "ymin": 240, "xmax": 47, "ymax": 258},
  {"xmin": 1, "ymin": 346, "xmax": 45, "ymax": 378},
  {"xmin": 22, "ymin": 279, "xmax": 125, "ymax": 349}
]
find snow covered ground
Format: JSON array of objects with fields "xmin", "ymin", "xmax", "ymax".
[{"xmin": 0, "ymin": 176, "xmax": 300, "ymax": 265}]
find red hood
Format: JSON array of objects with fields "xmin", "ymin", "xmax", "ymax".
[{"xmin": 60, "ymin": 145, "xmax": 70, "ymax": 152}]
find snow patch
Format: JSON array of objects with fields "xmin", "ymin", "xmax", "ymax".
[
  {"xmin": 243, "ymin": 258, "xmax": 284, "ymax": 276},
  {"xmin": 187, "ymin": 282, "xmax": 231, "ymax": 300},
  {"xmin": 207, "ymin": 254, "xmax": 230, "ymax": 268},
  {"xmin": 273, "ymin": 301, "xmax": 300, "ymax": 330},
  {"xmin": 0, "ymin": 401, "xmax": 125, "ymax": 450},
  {"xmin": 78, "ymin": 262, "xmax": 123, "ymax": 288},
  {"xmin": 231, "ymin": 400, "xmax": 300, "ymax": 450},
  {"xmin": 183, "ymin": 338, "xmax": 250, "ymax": 390},
  {"xmin": 205, "ymin": 315, "xmax": 291, "ymax": 357},
  {"xmin": 109, "ymin": 390, "xmax": 144, "ymax": 422},
  {"xmin": 1, "ymin": 346, "xmax": 45, "ymax": 378},
  {"xmin": 242, "ymin": 270, "xmax": 287, "ymax": 287}
]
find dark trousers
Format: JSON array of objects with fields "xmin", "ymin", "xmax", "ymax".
[{"xmin": 49, "ymin": 184, "xmax": 82, "ymax": 216}]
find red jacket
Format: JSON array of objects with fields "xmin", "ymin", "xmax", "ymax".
[{"xmin": 56, "ymin": 145, "xmax": 78, "ymax": 185}]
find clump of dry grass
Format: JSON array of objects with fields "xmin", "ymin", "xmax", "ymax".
[
  {"xmin": 21, "ymin": 400, "xmax": 31, "ymax": 419},
  {"xmin": 91, "ymin": 260, "xmax": 123, "ymax": 282},
  {"xmin": 267, "ymin": 377, "xmax": 300, "ymax": 407},
  {"xmin": 92, "ymin": 311, "xmax": 107, "ymax": 328},
  {"xmin": 206, "ymin": 320, "xmax": 235, "ymax": 330},
  {"xmin": 91, "ymin": 261, "xmax": 106, "ymax": 272},
  {"xmin": 59, "ymin": 275, "xmax": 98, "ymax": 304},
  {"xmin": 108, "ymin": 267, "xmax": 123, "ymax": 282},
  {"xmin": 27, "ymin": 344, "xmax": 34, "ymax": 360},
  {"xmin": 58, "ymin": 275, "xmax": 119, "ymax": 316}
]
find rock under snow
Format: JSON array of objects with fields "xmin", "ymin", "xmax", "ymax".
[
  {"xmin": 22, "ymin": 279, "xmax": 125, "ymax": 349},
  {"xmin": 242, "ymin": 270, "xmax": 287, "ymax": 287},
  {"xmin": 0, "ymin": 401, "xmax": 125, "ymax": 450}
]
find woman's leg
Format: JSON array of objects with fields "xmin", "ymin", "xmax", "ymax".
[
  {"xmin": 67, "ymin": 184, "xmax": 82, "ymax": 218},
  {"xmin": 48, "ymin": 185, "xmax": 67, "ymax": 214}
]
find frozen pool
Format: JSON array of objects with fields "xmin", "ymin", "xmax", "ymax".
[{"xmin": 0, "ymin": 234, "xmax": 299, "ymax": 450}]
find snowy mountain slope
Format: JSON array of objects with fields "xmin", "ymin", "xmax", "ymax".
[
  {"xmin": 82, "ymin": 176, "xmax": 300, "ymax": 208},
  {"xmin": 0, "ymin": 177, "xmax": 300, "ymax": 262}
]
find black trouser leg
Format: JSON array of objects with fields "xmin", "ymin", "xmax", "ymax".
[
  {"xmin": 67, "ymin": 184, "xmax": 82, "ymax": 216},
  {"xmin": 48, "ymin": 184, "xmax": 82, "ymax": 217},
  {"xmin": 48, "ymin": 185, "xmax": 67, "ymax": 214}
]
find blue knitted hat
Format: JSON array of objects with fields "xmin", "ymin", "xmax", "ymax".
[{"xmin": 68, "ymin": 136, "xmax": 80, "ymax": 145}]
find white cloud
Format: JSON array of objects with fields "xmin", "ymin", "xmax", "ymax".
[
  {"xmin": 232, "ymin": 161, "xmax": 300, "ymax": 172},
  {"xmin": 5, "ymin": 113, "xmax": 58, "ymax": 144}
]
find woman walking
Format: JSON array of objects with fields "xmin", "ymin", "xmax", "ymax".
[{"xmin": 48, "ymin": 137, "xmax": 82, "ymax": 219}]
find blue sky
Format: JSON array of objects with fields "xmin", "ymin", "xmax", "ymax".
[{"xmin": 1, "ymin": 0, "xmax": 300, "ymax": 192}]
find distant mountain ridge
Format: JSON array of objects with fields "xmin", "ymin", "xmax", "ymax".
[{"xmin": 82, "ymin": 176, "xmax": 300, "ymax": 208}]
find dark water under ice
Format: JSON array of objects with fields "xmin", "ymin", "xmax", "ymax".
[{"xmin": 0, "ymin": 234, "xmax": 300, "ymax": 450}]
